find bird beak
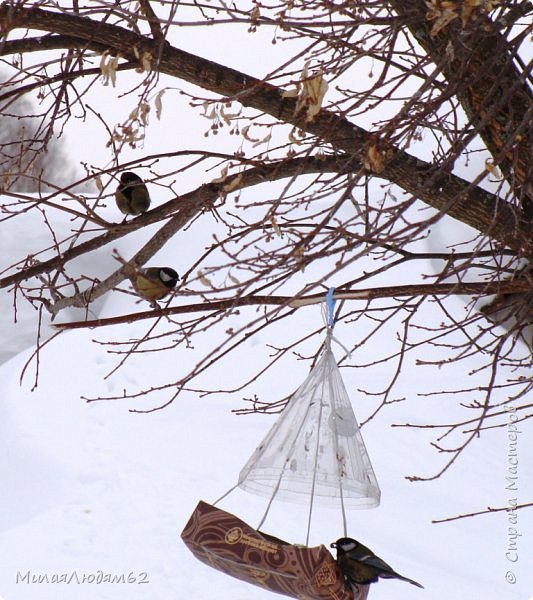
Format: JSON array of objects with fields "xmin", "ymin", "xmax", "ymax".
[{"xmin": 330, "ymin": 542, "xmax": 337, "ymax": 548}]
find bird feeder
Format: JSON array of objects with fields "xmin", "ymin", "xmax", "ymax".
[
  {"xmin": 182, "ymin": 292, "xmax": 378, "ymax": 599},
  {"xmin": 238, "ymin": 335, "xmax": 380, "ymax": 512}
]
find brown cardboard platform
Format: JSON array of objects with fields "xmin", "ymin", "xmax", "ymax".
[{"xmin": 181, "ymin": 500, "xmax": 370, "ymax": 600}]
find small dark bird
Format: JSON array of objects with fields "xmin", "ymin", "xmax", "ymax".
[
  {"xmin": 115, "ymin": 172, "xmax": 151, "ymax": 215},
  {"xmin": 131, "ymin": 267, "xmax": 179, "ymax": 302},
  {"xmin": 331, "ymin": 537, "xmax": 423, "ymax": 588}
]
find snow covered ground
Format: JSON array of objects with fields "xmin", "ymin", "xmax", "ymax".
[
  {"xmin": 1, "ymin": 210, "xmax": 532, "ymax": 600},
  {"xmin": 1, "ymin": 29, "xmax": 532, "ymax": 595}
]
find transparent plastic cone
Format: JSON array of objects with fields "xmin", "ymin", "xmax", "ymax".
[{"xmin": 238, "ymin": 337, "xmax": 380, "ymax": 508}]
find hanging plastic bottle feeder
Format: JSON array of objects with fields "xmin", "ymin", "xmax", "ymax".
[
  {"xmin": 181, "ymin": 290, "xmax": 378, "ymax": 599},
  {"xmin": 238, "ymin": 332, "xmax": 380, "ymax": 510}
]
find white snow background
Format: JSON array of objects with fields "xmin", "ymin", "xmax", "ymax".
[
  {"xmin": 1, "ymin": 200, "xmax": 532, "ymax": 600},
  {"xmin": 1, "ymin": 13, "xmax": 532, "ymax": 600}
]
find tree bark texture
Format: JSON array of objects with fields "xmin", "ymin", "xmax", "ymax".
[{"xmin": 1, "ymin": 4, "xmax": 531, "ymax": 258}]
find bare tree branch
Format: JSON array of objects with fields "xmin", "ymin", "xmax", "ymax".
[
  {"xmin": 1, "ymin": 0, "xmax": 531, "ymax": 486},
  {"xmin": 52, "ymin": 279, "xmax": 531, "ymax": 330},
  {"xmin": 0, "ymin": 154, "xmax": 349, "ymax": 291},
  {"xmin": 433, "ymin": 501, "xmax": 533, "ymax": 524},
  {"xmin": 1, "ymin": 4, "xmax": 531, "ymax": 255},
  {"xmin": 388, "ymin": 0, "xmax": 533, "ymax": 218}
]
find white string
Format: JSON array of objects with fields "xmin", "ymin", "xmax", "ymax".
[
  {"xmin": 330, "ymin": 333, "xmax": 352, "ymax": 359},
  {"xmin": 327, "ymin": 348, "xmax": 349, "ymax": 537},
  {"xmin": 213, "ymin": 482, "xmax": 241, "ymax": 506},
  {"xmin": 256, "ymin": 465, "xmax": 285, "ymax": 531},
  {"xmin": 256, "ymin": 386, "xmax": 319, "ymax": 533},
  {"xmin": 304, "ymin": 367, "xmax": 328, "ymax": 546}
]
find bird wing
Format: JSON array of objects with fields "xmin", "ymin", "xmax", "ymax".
[{"xmin": 357, "ymin": 552, "xmax": 394, "ymax": 573}]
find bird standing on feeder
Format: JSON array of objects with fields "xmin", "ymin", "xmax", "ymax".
[
  {"xmin": 331, "ymin": 537, "xmax": 423, "ymax": 588},
  {"xmin": 115, "ymin": 171, "xmax": 151, "ymax": 215},
  {"xmin": 131, "ymin": 267, "xmax": 179, "ymax": 302}
]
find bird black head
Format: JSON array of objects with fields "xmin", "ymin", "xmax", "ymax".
[
  {"xmin": 120, "ymin": 171, "xmax": 143, "ymax": 184},
  {"xmin": 159, "ymin": 267, "xmax": 179, "ymax": 288},
  {"xmin": 331, "ymin": 537, "xmax": 359, "ymax": 553}
]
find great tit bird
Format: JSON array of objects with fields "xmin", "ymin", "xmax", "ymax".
[
  {"xmin": 331, "ymin": 537, "xmax": 423, "ymax": 588},
  {"xmin": 131, "ymin": 267, "xmax": 179, "ymax": 302},
  {"xmin": 115, "ymin": 172, "xmax": 151, "ymax": 215}
]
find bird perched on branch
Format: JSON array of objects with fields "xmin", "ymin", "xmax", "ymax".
[
  {"xmin": 131, "ymin": 267, "xmax": 179, "ymax": 302},
  {"xmin": 115, "ymin": 171, "xmax": 151, "ymax": 215},
  {"xmin": 331, "ymin": 537, "xmax": 423, "ymax": 588}
]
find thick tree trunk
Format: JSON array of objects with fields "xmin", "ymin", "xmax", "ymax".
[{"xmin": 388, "ymin": 0, "xmax": 533, "ymax": 220}]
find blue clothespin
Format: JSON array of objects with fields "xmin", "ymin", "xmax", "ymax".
[{"xmin": 326, "ymin": 287, "xmax": 336, "ymax": 328}]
